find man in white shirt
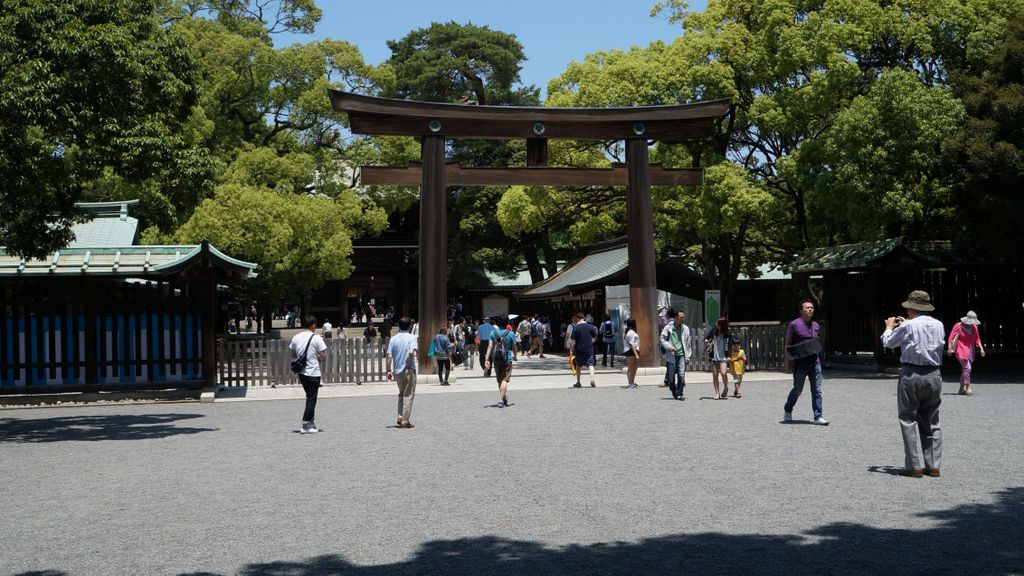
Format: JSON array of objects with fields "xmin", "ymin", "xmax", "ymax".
[
  {"xmin": 289, "ymin": 315, "xmax": 328, "ymax": 434},
  {"xmin": 881, "ymin": 290, "xmax": 946, "ymax": 478},
  {"xmin": 387, "ymin": 317, "xmax": 419, "ymax": 429},
  {"xmin": 321, "ymin": 319, "xmax": 333, "ymax": 339}
]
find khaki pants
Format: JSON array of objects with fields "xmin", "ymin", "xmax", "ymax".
[{"xmin": 396, "ymin": 369, "xmax": 417, "ymax": 423}]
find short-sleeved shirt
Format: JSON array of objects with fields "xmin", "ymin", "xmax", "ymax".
[
  {"xmin": 786, "ymin": 318, "xmax": 820, "ymax": 364},
  {"xmin": 387, "ymin": 331, "xmax": 418, "ymax": 374},
  {"xmin": 571, "ymin": 322, "xmax": 598, "ymax": 356},
  {"xmin": 625, "ymin": 330, "xmax": 640, "ymax": 354},
  {"xmin": 490, "ymin": 328, "xmax": 517, "ymax": 364},
  {"xmin": 289, "ymin": 331, "xmax": 327, "ymax": 377},
  {"xmin": 477, "ymin": 322, "xmax": 494, "ymax": 341}
]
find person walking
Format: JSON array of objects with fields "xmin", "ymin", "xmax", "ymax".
[
  {"xmin": 484, "ymin": 315, "xmax": 518, "ymax": 407},
  {"xmin": 623, "ymin": 318, "xmax": 641, "ymax": 389},
  {"xmin": 517, "ymin": 316, "xmax": 533, "ymax": 358},
  {"xmin": 289, "ymin": 315, "xmax": 328, "ymax": 434},
  {"xmin": 363, "ymin": 322, "xmax": 378, "ymax": 343},
  {"xmin": 432, "ymin": 324, "xmax": 452, "ymax": 386},
  {"xmin": 881, "ymin": 290, "xmax": 946, "ymax": 477},
  {"xmin": 321, "ymin": 318, "xmax": 333, "ymax": 339},
  {"xmin": 464, "ymin": 318, "xmax": 477, "ymax": 370},
  {"xmin": 661, "ymin": 310, "xmax": 693, "ymax": 399},
  {"xmin": 729, "ymin": 336, "xmax": 746, "ymax": 398},
  {"xmin": 529, "ymin": 316, "xmax": 546, "ymax": 358},
  {"xmin": 783, "ymin": 300, "xmax": 828, "ymax": 425},
  {"xmin": 386, "ymin": 317, "xmax": 418, "ymax": 429},
  {"xmin": 477, "ymin": 317, "xmax": 494, "ymax": 377},
  {"xmin": 947, "ymin": 311, "xmax": 985, "ymax": 395},
  {"xmin": 570, "ymin": 312, "xmax": 598, "ymax": 388},
  {"xmin": 705, "ymin": 317, "xmax": 732, "ymax": 400},
  {"xmin": 599, "ymin": 315, "xmax": 617, "ymax": 367}
]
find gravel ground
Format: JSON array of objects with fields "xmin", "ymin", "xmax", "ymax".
[{"xmin": 1, "ymin": 372, "xmax": 1022, "ymax": 576}]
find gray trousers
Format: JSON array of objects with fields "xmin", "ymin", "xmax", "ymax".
[
  {"xmin": 897, "ymin": 366, "xmax": 942, "ymax": 470},
  {"xmin": 396, "ymin": 369, "xmax": 417, "ymax": 423}
]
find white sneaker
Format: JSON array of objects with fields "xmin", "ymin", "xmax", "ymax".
[
  {"xmin": 783, "ymin": 412, "xmax": 793, "ymax": 422},
  {"xmin": 300, "ymin": 422, "xmax": 320, "ymax": 434},
  {"xmin": 813, "ymin": 417, "xmax": 830, "ymax": 426}
]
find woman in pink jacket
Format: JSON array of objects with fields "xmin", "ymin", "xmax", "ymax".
[{"xmin": 947, "ymin": 311, "xmax": 986, "ymax": 395}]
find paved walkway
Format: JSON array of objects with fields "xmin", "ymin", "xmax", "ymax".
[{"xmin": 1, "ymin": 369, "xmax": 1022, "ymax": 575}]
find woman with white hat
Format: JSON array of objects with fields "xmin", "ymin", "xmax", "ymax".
[{"xmin": 947, "ymin": 311, "xmax": 986, "ymax": 395}]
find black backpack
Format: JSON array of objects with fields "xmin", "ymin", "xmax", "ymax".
[
  {"xmin": 491, "ymin": 330, "xmax": 510, "ymax": 363},
  {"xmin": 603, "ymin": 321, "xmax": 613, "ymax": 338}
]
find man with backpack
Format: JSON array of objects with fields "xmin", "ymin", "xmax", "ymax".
[
  {"xmin": 484, "ymin": 315, "xmax": 518, "ymax": 407},
  {"xmin": 599, "ymin": 315, "xmax": 617, "ymax": 367}
]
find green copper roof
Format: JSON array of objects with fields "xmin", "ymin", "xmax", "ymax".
[
  {"xmin": 785, "ymin": 237, "xmax": 976, "ymax": 274},
  {"xmin": 0, "ymin": 241, "xmax": 257, "ymax": 279}
]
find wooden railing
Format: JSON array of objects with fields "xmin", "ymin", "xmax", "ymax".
[{"xmin": 218, "ymin": 337, "xmax": 388, "ymax": 387}]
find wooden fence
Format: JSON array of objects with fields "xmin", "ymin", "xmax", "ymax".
[
  {"xmin": 218, "ymin": 324, "xmax": 794, "ymax": 387},
  {"xmin": 218, "ymin": 337, "xmax": 388, "ymax": 387},
  {"xmin": 686, "ymin": 323, "xmax": 789, "ymax": 371}
]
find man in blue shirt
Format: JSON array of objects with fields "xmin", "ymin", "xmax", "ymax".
[
  {"xmin": 570, "ymin": 312, "xmax": 598, "ymax": 388},
  {"xmin": 476, "ymin": 317, "xmax": 495, "ymax": 377},
  {"xmin": 386, "ymin": 317, "xmax": 419, "ymax": 429}
]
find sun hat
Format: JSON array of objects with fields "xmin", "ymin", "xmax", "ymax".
[
  {"xmin": 960, "ymin": 311, "xmax": 980, "ymax": 325},
  {"xmin": 901, "ymin": 290, "xmax": 935, "ymax": 312}
]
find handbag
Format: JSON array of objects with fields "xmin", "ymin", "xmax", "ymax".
[
  {"xmin": 786, "ymin": 337, "xmax": 822, "ymax": 360},
  {"xmin": 290, "ymin": 334, "xmax": 315, "ymax": 374}
]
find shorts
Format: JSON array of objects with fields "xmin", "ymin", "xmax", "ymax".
[
  {"xmin": 493, "ymin": 363, "xmax": 512, "ymax": 383},
  {"xmin": 576, "ymin": 351, "xmax": 595, "ymax": 366}
]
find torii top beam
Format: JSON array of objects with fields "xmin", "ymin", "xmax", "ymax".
[{"xmin": 328, "ymin": 91, "xmax": 730, "ymax": 141}]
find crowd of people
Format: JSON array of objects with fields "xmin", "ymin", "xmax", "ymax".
[{"xmin": 288, "ymin": 289, "xmax": 984, "ymax": 479}]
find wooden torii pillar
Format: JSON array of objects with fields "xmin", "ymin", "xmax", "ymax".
[{"xmin": 329, "ymin": 91, "xmax": 729, "ymax": 368}]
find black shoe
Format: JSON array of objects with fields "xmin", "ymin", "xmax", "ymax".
[{"xmin": 572, "ymin": 383, "xmax": 582, "ymax": 388}]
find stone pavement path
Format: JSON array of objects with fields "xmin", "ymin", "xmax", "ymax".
[{"xmin": 1, "ymin": 371, "xmax": 1022, "ymax": 575}]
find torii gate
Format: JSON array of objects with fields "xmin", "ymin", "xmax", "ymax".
[{"xmin": 329, "ymin": 91, "xmax": 729, "ymax": 368}]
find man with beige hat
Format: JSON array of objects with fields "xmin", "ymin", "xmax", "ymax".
[{"xmin": 881, "ymin": 290, "xmax": 946, "ymax": 478}]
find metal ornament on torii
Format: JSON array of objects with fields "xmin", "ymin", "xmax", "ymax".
[{"xmin": 329, "ymin": 91, "xmax": 729, "ymax": 367}]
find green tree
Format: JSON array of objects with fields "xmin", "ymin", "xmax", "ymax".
[
  {"xmin": 801, "ymin": 69, "xmax": 965, "ymax": 241},
  {"xmin": 0, "ymin": 0, "xmax": 201, "ymax": 258},
  {"xmin": 383, "ymin": 22, "xmax": 554, "ymax": 284},
  {"xmin": 944, "ymin": 20, "xmax": 1024, "ymax": 253},
  {"xmin": 386, "ymin": 21, "xmax": 529, "ymax": 105}
]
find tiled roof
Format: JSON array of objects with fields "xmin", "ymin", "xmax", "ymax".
[
  {"xmin": 68, "ymin": 200, "xmax": 139, "ymax": 247},
  {"xmin": 0, "ymin": 242, "xmax": 257, "ymax": 279},
  {"xmin": 785, "ymin": 237, "xmax": 979, "ymax": 274},
  {"xmin": 519, "ymin": 245, "xmax": 629, "ymax": 299}
]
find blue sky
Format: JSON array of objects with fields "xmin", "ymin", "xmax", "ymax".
[{"xmin": 275, "ymin": 0, "xmax": 708, "ymax": 97}]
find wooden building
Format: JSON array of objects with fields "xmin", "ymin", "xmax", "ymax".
[
  {"xmin": 0, "ymin": 201, "xmax": 256, "ymax": 393},
  {"xmin": 787, "ymin": 237, "xmax": 1024, "ymax": 364}
]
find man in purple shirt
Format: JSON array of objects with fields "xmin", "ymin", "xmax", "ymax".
[{"xmin": 783, "ymin": 300, "xmax": 829, "ymax": 425}]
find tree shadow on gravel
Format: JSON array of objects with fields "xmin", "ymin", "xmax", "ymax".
[
  {"xmin": 177, "ymin": 487, "xmax": 1021, "ymax": 576},
  {"xmin": 12, "ymin": 489, "xmax": 1022, "ymax": 575},
  {"xmin": 0, "ymin": 413, "xmax": 215, "ymax": 443}
]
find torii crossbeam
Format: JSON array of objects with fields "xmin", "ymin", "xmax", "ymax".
[{"xmin": 329, "ymin": 90, "xmax": 730, "ymax": 368}]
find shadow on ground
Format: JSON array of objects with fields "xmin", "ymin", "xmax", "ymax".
[
  {"xmin": 19, "ymin": 488, "xmax": 1023, "ymax": 575},
  {"xmin": 0, "ymin": 413, "xmax": 215, "ymax": 443}
]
